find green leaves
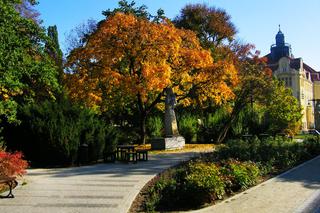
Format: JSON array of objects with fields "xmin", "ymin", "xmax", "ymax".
[
  {"xmin": 265, "ymin": 80, "xmax": 302, "ymax": 135},
  {"xmin": 0, "ymin": 0, "xmax": 60, "ymax": 123},
  {"xmin": 174, "ymin": 3, "xmax": 237, "ymax": 49}
]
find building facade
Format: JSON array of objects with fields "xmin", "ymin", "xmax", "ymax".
[{"xmin": 266, "ymin": 28, "xmax": 320, "ymax": 130}]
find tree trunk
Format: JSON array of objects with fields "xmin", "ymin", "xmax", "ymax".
[
  {"xmin": 216, "ymin": 119, "xmax": 234, "ymax": 144},
  {"xmin": 216, "ymin": 102, "xmax": 245, "ymax": 144},
  {"xmin": 139, "ymin": 111, "xmax": 147, "ymax": 145}
]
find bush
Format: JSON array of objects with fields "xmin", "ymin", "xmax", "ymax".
[
  {"xmin": 80, "ymin": 113, "xmax": 108, "ymax": 162},
  {"xmin": 0, "ymin": 150, "xmax": 28, "ymax": 177},
  {"xmin": 185, "ymin": 162, "xmax": 225, "ymax": 202},
  {"xmin": 143, "ymin": 159, "xmax": 261, "ymax": 211},
  {"xmin": 221, "ymin": 159, "xmax": 260, "ymax": 192},
  {"xmin": 4, "ymin": 100, "xmax": 110, "ymax": 166},
  {"xmin": 178, "ymin": 114, "xmax": 199, "ymax": 143},
  {"xmin": 304, "ymin": 137, "xmax": 320, "ymax": 157},
  {"xmin": 198, "ymin": 108, "xmax": 229, "ymax": 143},
  {"xmin": 104, "ymin": 126, "xmax": 120, "ymax": 153},
  {"xmin": 214, "ymin": 136, "xmax": 320, "ymax": 171},
  {"xmin": 147, "ymin": 116, "xmax": 163, "ymax": 138},
  {"xmin": 145, "ymin": 173, "xmax": 178, "ymax": 212}
]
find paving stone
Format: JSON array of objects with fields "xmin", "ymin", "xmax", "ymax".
[{"xmin": 0, "ymin": 152, "xmax": 199, "ymax": 213}]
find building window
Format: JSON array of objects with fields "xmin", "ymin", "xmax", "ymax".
[
  {"xmin": 282, "ymin": 67, "xmax": 288, "ymax": 72},
  {"xmin": 288, "ymin": 77, "xmax": 292, "ymax": 86}
]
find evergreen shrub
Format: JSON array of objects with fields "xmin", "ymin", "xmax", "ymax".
[
  {"xmin": 4, "ymin": 100, "xmax": 111, "ymax": 166},
  {"xmin": 146, "ymin": 116, "xmax": 163, "ymax": 138},
  {"xmin": 178, "ymin": 114, "xmax": 198, "ymax": 143}
]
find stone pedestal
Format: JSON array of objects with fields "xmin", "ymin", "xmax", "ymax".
[
  {"xmin": 152, "ymin": 87, "xmax": 185, "ymax": 150},
  {"xmin": 151, "ymin": 136, "xmax": 185, "ymax": 150}
]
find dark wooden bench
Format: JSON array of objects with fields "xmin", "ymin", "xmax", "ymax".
[
  {"xmin": 125, "ymin": 151, "xmax": 137, "ymax": 163},
  {"xmin": 116, "ymin": 145, "xmax": 135, "ymax": 161},
  {"xmin": 0, "ymin": 176, "xmax": 18, "ymax": 198},
  {"xmin": 137, "ymin": 149, "xmax": 148, "ymax": 161}
]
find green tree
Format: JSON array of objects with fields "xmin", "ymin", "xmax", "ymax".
[
  {"xmin": 102, "ymin": 0, "xmax": 150, "ymax": 19},
  {"xmin": 174, "ymin": 3, "xmax": 237, "ymax": 49},
  {"xmin": 0, "ymin": 0, "xmax": 60, "ymax": 123},
  {"xmin": 216, "ymin": 55, "xmax": 302, "ymax": 142},
  {"xmin": 46, "ymin": 25, "xmax": 64, "ymax": 84},
  {"xmin": 102, "ymin": 0, "xmax": 166, "ymax": 23},
  {"xmin": 265, "ymin": 80, "xmax": 302, "ymax": 135},
  {"xmin": 216, "ymin": 55, "xmax": 273, "ymax": 143}
]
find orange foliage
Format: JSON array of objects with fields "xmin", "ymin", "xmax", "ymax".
[{"xmin": 66, "ymin": 13, "xmax": 238, "ymax": 111}]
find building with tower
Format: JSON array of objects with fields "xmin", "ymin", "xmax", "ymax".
[{"xmin": 266, "ymin": 26, "xmax": 320, "ymax": 131}]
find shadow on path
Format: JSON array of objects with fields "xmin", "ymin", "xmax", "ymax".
[
  {"xmin": 276, "ymin": 156, "xmax": 320, "ymax": 190},
  {"xmin": 26, "ymin": 152, "xmax": 198, "ymax": 178}
]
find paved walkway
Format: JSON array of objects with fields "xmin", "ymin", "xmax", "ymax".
[
  {"xmin": 192, "ymin": 155, "xmax": 320, "ymax": 213},
  {"xmin": 2, "ymin": 153, "xmax": 320, "ymax": 213},
  {"xmin": 0, "ymin": 152, "xmax": 199, "ymax": 213}
]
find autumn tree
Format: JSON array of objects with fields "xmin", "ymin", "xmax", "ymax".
[{"xmin": 66, "ymin": 13, "xmax": 237, "ymax": 144}]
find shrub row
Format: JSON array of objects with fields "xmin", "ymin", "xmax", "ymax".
[
  {"xmin": 3, "ymin": 100, "xmax": 118, "ymax": 166},
  {"xmin": 213, "ymin": 136, "xmax": 319, "ymax": 171},
  {"xmin": 144, "ymin": 159, "xmax": 260, "ymax": 212},
  {"xmin": 140, "ymin": 136, "xmax": 320, "ymax": 212}
]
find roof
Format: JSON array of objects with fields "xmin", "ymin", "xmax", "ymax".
[{"xmin": 266, "ymin": 56, "xmax": 320, "ymax": 82}]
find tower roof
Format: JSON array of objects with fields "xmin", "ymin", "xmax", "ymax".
[
  {"xmin": 268, "ymin": 25, "xmax": 292, "ymax": 62},
  {"xmin": 276, "ymin": 25, "xmax": 285, "ymax": 46}
]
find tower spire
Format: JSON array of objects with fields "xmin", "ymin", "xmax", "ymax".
[{"xmin": 279, "ymin": 24, "xmax": 281, "ymax": 31}]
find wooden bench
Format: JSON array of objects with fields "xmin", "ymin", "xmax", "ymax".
[
  {"xmin": 0, "ymin": 176, "xmax": 18, "ymax": 198},
  {"xmin": 125, "ymin": 151, "xmax": 137, "ymax": 163},
  {"xmin": 116, "ymin": 145, "xmax": 135, "ymax": 161},
  {"xmin": 137, "ymin": 149, "xmax": 148, "ymax": 161}
]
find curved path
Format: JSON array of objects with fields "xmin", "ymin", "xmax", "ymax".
[
  {"xmin": 0, "ymin": 152, "xmax": 199, "ymax": 213},
  {"xmin": 2, "ymin": 153, "xmax": 320, "ymax": 213}
]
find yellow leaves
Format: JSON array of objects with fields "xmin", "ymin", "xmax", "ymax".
[
  {"xmin": 0, "ymin": 86, "xmax": 23, "ymax": 101},
  {"xmin": 65, "ymin": 12, "xmax": 240, "ymax": 111},
  {"xmin": 89, "ymin": 93, "xmax": 102, "ymax": 103},
  {"xmin": 142, "ymin": 63, "xmax": 171, "ymax": 92}
]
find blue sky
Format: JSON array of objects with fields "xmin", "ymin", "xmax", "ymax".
[{"xmin": 37, "ymin": 0, "xmax": 320, "ymax": 70}]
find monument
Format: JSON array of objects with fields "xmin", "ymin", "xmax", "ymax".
[{"xmin": 151, "ymin": 88, "xmax": 185, "ymax": 150}]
